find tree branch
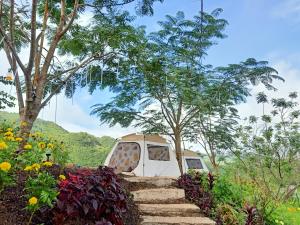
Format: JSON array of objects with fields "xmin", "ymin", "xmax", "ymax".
[
  {"xmin": 27, "ymin": 0, "xmax": 38, "ymax": 74},
  {"xmin": 59, "ymin": 0, "xmax": 79, "ymax": 37},
  {"xmin": 40, "ymin": 53, "xmax": 99, "ymax": 109}
]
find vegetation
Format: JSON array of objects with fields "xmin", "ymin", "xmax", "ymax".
[
  {"xmin": 0, "ymin": 75, "xmax": 15, "ymax": 109},
  {"xmin": 0, "ymin": 0, "xmax": 163, "ymax": 148},
  {"xmin": 55, "ymin": 167, "xmax": 127, "ymax": 225},
  {"xmin": 0, "ymin": 120, "xmax": 134, "ymax": 225},
  {"xmin": 178, "ymin": 170, "xmax": 300, "ymax": 225},
  {"xmin": 91, "ymin": 10, "xmax": 282, "ymax": 172},
  {"xmin": 0, "ymin": 1, "xmax": 299, "ymax": 224},
  {"xmin": 0, "ymin": 111, "xmax": 115, "ymax": 167}
]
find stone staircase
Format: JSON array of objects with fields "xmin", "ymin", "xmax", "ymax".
[{"xmin": 125, "ymin": 176, "xmax": 215, "ymax": 225}]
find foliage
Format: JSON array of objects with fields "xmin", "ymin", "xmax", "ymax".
[
  {"xmin": 177, "ymin": 173, "xmax": 214, "ymax": 216},
  {"xmin": 233, "ymin": 93, "xmax": 300, "ymax": 220},
  {"xmin": 216, "ymin": 204, "xmax": 240, "ymax": 225},
  {"xmin": 0, "ymin": 111, "xmax": 115, "ymax": 167},
  {"xmin": 0, "ymin": 0, "xmax": 163, "ymax": 147},
  {"xmin": 177, "ymin": 171, "xmax": 266, "ymax": 225},
  {"xmin": 54, "ymin": 167, "xmax": 127, "ymax": 225},
  {"xmin": 25, "ymin": 171, "xmax": 59, "ymax": 211},
  {"xmin": 0, "ymin": 76, "xmax": 15, "ymax": 110},
  {"xmin": 91, "ymin": 10, "xmax": 282, "ymax": 173}
]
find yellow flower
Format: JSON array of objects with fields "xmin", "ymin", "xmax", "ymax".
[
  {"xmin": 0, "ymin": 141, "xmax": 8, "ymax": 150},
  {"xmin": 24, "ymin": 144, "xmax": 32, "ymax": 150},
  {"xmin": 287, "ymin": 207, "xmax": 296, "ymax": 212},
  {"xmin": 24, "ymin": 166, "xmax": 33, "ymax": 171},
  {"xmin": 15, "ymin": 137, "xmax": 23, "ymax": 142},
  {"xmin": 4, "ymin": 136, "xmax": 15, "ymax": 141},
  {"xmin": 31, "ymin": 163, "xmax": 40, "ymax": 171},
  {"xmin": 59, "ymin": 175, "xmax": 66, "ymax": 180},
  {"xmin": 28, "ymin": 197, "xmax": 38, "ymax": 206},
  {"xmin": 38, "ymin": 142, "xmax": 46, "ymax": 149},
  {"xmin": 5, "ymin": 75, "xmax": 13, "ymax": 81},
  {"xmin": 47, "ymin": 143, "xmax": 54, "ymax": 149},
  {"xmin": 4, "ymin": 131, "xmax": 13, "ymax": 137},
  {"xmin": 42, "ymin": 161, "xmax": 53, "ymax": 167},
  {"xmin": 0, "ymin": 162, "xmax": 11, "ymax": 172},
  {"xmin": 6, "ymin": 128, "xmax": 13, "ymax": 132}
]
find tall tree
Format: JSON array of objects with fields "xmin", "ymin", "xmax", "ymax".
[
  {"xmin": 91, "ymin": 10, "xmax": 283, "ymax": 174},
  {"xmin": 0, "ymin": 0, "xmax": 162, "ymax": 151},
  {"xmin": 256, "ymin": 91, "xmax": 268, "ymax": 115}
]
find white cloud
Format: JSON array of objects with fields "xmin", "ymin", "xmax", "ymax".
[
  {"xmin": 271, "ymin": 0, "xmax": 300, "ymax": 20},
  {"xmin": 237, "ymin": 57, "xmax": 300, "ymax": 118}
]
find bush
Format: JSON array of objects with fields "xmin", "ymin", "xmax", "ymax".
[
  {"xmin": 177, "ymin": 173, "xmax": 214, "ymax": 216},
  {"xmin": 54, "ymin": 166, "xmax": 127, "ymax": 225}
]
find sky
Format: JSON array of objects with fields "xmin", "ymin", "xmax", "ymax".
[{"xmin": 1, "ymin": 0, "xmax": 300, "ymax": 149}]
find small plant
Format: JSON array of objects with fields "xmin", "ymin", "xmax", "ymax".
[
  {"xmin": 0, "ymin": 161, "xmax": 13, "ymax": 192},
  {"xmin": 244, "ymin": 204, "xmax": 259, "ymax": 225},
  {"xmin": 216, "ymin": 203, "xmax": 240, "ymax": 225},
  {"xmin": 25, "ymin": 171, "xmax": 59, "ymax": 208},
  {"xmin": 24, "ymin": 171, "xmax": 58, "ymax": 225},
  {"xmin": 54, "ymin": 166, "xmax": 127, "ymax": 225}
]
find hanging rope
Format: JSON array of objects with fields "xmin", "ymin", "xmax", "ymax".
[
  {"xmin": 54, "ymin": 94, "xmax": 58, "ymax": 123},
  {"xmin": 100, "ymin": 65, "xmax": 103, "ymax": 86},
  {"xmin": 71, "ymin": 77, "xmax": 74, "ymax": 105}
]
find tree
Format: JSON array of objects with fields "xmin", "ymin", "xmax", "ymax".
[
  {"xmin": 187, "ymin": 105, "xmax": 239, "ymax": 170},
  {"xmin": 0, "ymin": 0, "xmax": 162, "ymax": 151},
  {"xmin": 233, "ymin": 93, "xmax": 300, "ymax": 218},
  {"xmin": 256, "ymin": 91, "xmax": 268, "ymax": 115},
  {"xmin": 91, "ymin": 10, "xmax": 283, "ymax": 174}
]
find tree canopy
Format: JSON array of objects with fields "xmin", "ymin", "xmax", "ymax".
[
  {"xmin": 0, "ymin": 0, "xmax": 163, "ymax": 151},
  {"xmin": 91, "ymin": 9, "xmax": 283, "ymax": 172}
]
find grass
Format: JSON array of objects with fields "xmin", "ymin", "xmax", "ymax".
[{"xmin": 274, "ymin": 203, "xmax": 300, "ymax": 225}]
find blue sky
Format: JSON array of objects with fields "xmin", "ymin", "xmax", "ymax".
[{"xmin": 1, "ymin": 0, "xmax": 300, "ymax": 143}]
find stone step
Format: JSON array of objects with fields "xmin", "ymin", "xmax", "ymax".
[
  {"xmin": 132, "ymin": 188, "xmax": 185, "ymax": 203},
  {"xmin": 141, "ymin": 216, "xmax": 216, "ymax": 225},
  {"xmin": 124, "ymin": 176, "xmax": 177, "ymax": 187},
  {"xmin": 138, "ymin": 204, "xmax": 202, "ymax": 217}
]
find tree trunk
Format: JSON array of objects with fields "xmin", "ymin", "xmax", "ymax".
[
  {"xmin": 174, "ymin": 131, "xmax": 183, "ymax": 175},
  {"xmin": 17, "ymin": 100, "xmax": 41, "ymax": 153}
]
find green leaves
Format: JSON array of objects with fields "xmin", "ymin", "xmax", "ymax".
[{"xmin": 0, "ymin": 76, "xmax": 16, "ymax": 110}]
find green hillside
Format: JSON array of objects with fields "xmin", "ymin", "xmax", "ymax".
[{"xmin": 0, "ymin": 111, "xmax": 115, "ymax": 167}]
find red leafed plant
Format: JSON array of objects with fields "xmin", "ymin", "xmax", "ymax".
[
  {"xmin": 54, "ymin": 167, "xmax": 127, "ymax": 225},
  {"xmin": 177, "ymin": 173, "xmax": 213, "ymax": 216},
  {"xmin": 244, "ymin": 204, "xmax": 258, "ymax": 225}
]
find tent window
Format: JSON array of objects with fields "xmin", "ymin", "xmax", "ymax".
[
  {"xmin": 186, "ymin": 159, "xmax": 203, "ymax": 169},
  {"xmin": 108, "ymin": 142, "xmax": 141, "ymax": 173},
  {"xmin": 147, "ymin": 144, "xmax": 170, "ymax": 161}
]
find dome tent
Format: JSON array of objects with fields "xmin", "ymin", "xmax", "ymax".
[{"xmin": 104, "ymin": 133, "xmax": 209, "ymax": 177}]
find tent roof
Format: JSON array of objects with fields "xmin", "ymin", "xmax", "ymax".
[
  {"xmin": 120, "ymin": 133, "xmax": 167, "ymax": 144},
  {"xmin": 183, "ymin": 149, "xmax": 202, "ymax": 157}
]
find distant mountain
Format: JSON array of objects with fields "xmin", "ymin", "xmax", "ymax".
[{"xmin": 0, "ymin": 111, "xmax": 116, "ymax": 167}]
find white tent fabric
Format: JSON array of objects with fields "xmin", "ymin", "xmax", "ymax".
[{"xmin": 104, "ymin": 133, "xmax": 209, "ymax": 177}]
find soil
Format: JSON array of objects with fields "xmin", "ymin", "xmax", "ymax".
[
  {"xmin": 120, "ymin": 178, "xmax": 141, "ymax": 225},
  {"xmin": 0, "ymin": 166, "xmax": 140, "ymax": 225}
]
